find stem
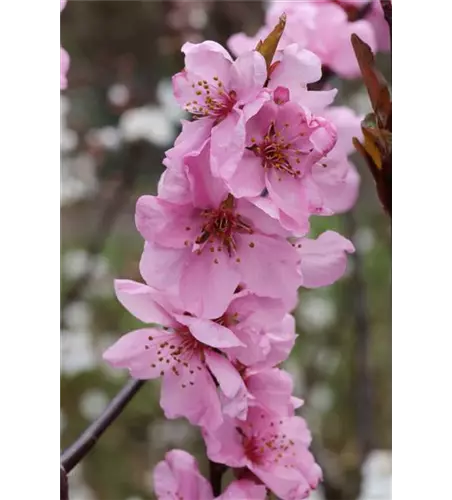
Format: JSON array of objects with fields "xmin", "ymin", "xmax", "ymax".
[
  {"xmin": 380, "ymin": 0, "xmax": 392, "ymax": 45},
  {"xmin": 61, "ymin": 379, "xmax": 146, "ymax": 473},
  {"xmin": 209, "ymin": 460, "xmax": 227, "ymax": 497}
]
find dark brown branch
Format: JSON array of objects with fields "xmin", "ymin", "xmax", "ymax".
[
  {"xmin": 380, "ymin": 0, "xmax": 392, "ymax": 45},
  {"xmin": 61, "ymin": 379, "xmax": 146, "ymax": 473},
  {"xmin": 209, "ymin": 460, "xmax": 227, "ymax": 497}
]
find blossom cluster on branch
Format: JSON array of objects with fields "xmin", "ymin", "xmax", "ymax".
[{"xmin": 59, "ymin": 1, "xmax": 388, "ymax": 498}]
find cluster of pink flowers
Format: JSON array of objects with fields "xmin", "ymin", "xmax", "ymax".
[
  {"xmin": 60, "ymin": 0, "xmax": 70, "ymax": 90},
  {"xmin": 103, "ymin": 12, "xmax": 363, "ymax": 500},
  {"xmin": 229, "ymin": 0, "xmax": 389, "ymax": 79}
]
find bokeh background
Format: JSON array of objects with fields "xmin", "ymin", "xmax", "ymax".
[{"xmin": 60, "ymin": 2, "xmax": 391, "ymax": 499}]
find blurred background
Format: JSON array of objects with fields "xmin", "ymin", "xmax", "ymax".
[{"xmin": 60, "ymin": 2, "xmax": 391, "ymax": 499}]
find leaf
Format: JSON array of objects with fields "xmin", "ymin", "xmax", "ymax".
[
  {"xmin": 351, "ymin": 34, "xmax": 391, "ymax": 130},
  {"xmin": 256, "ymin": 13, "xmax": 287, "ymax": 71}
]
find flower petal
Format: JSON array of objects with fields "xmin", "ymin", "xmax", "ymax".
[
  {"xmin": 205, "ymin": 350, "xmax": 244, "ymax": 399},
  {"xmin": 175, "ymin": 315, "xmax": 245, "ymax": 348},
  {"xmin": 229, "ymin": 51, "xmax": 267, "ymax": 104},
  {"xmin": 114, "ymin": 280, "xmax": 176, "ymax": 326},
  {"xmin": 298, "ymin": 230, "xmax": 355, "ymax": 288}
]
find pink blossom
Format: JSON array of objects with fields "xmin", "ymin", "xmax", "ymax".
[
  {"xmin": 216, "ymin": 479, "xmax": 267, "ymax": 500},
  {"xmin": 153, "ymin": 449, "xmax": 267, "ymax": 500},
  {"xmin": 203, "ymin": 408, "xmax": 322, "ymax": 500},
  {"xmin": 172, "ymin": 41, "xmax": 270, "ymax": 178},
  {"xmin": 228, "ymin": 1, "xmax": 377, "ymax": 79},
  {"xmin": 297, "ymin": 230, "xmax": 355, "ymax": 288},
  {"xmin": 153, "ymin": 450, "xmax": 213, "ymax": 499},
  {"xmin": 136, "ymin": 143, "xmax": 301, "ymax": 318},
  {"xmin": 60, "ymin": 48, "xmax": 70, "ymax": 90},
  {"xmin": 103, "ymin": 280, "xmax": 248, "ymax": 430},
  {"xmin": 305, "ymin": 106, "xmax": 362, "ymax": 213},
  {"xmin": 224, "ymin": 92, "xmax": 337, "ymax": 233},
  {"xmin": 223, "ymin": 366, "xmax": 303, "ymax": 417}
]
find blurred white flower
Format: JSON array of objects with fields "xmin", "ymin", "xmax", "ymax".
[
  {"xmin": 67, "ymin": 465, "xmax": 96, "ymax": 500},
  {"xmin": 60, "ymin": 153, "xmax": 98, "ymax": 206},
  {"xmin": 358, "ymin": 450, "xmax": 392, "ymax": 500},
  {"xmin": 119, "ymin": 105, "xmax": 175, "ymax": 146},
  {"xmin": 60, "ymin": 96, "xmax": 78, "ymax": 153},
  {"xmin": 297, "ymin": 295, "xmax": 337, "ymax": 331},
  {"xmin": 63, "ymin": 301, "xmax": 92, "ymax": 331},
  {"xmin": 188, "ymin": 6, "xmax": 208, "ymax": 29},
  {"xmin": 150, "ymin": 419, "xmax": 193, "ymax": 449},
  {"xmin": 61, "ymin": 330, "xmax": 97, "ymax": 375},
  {"xmin": 108, "ymin": 83, "xmax": 130, "ymax": 107},
  {"xmin": 87, "ymin": 126, "xmax": 122, "ymax": 150},
  {"xmin": 80, "ymin": 389, "xmax": 109, "ymax": 421},
  {"xmin": 354, "ymin": 227, "xmax": 376, "ymax": 254},
  {"xmin": 309, "ymin": 384, "xmax": 334, "ymax": 414},
  {"xmin": 62, "ymin": 249, "xmax": 108, "ymax": 280},
  {"xmin": 315, "ymin": 348, "xmax": 341, "ymax": 375}
]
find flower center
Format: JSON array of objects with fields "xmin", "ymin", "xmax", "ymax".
[
  {"xmin": 195, "ymin": 195, "xmax": 253, "ymax": 256},
  {"xmin": 185, "ymin": 77, "xmax": 237, "ymax": 122},
  {"xmin": 249, "ymin": 121, "xmax": 306, "ymax": 178}
]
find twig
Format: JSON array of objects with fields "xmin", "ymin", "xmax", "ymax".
[
  {"xmin": 380, "ymin": 0, "xmax": 392, "ymax": 45},
  {"xmin": 61, "ymin": 379, "xmax": 146, "ymax": 474},
  {"xmin": 209, "ymin": 460, "xmax": 227, "ymax": 497}
]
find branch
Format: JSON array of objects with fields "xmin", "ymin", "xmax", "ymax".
[
  {"xmin": 380, "ymin": 0, "xmax": 392, "ymax": 45},
  {"xmin": 61, "ymin": 378, "xmax": 146, "ymax": 473},
  {"xmin": 209, "ymin": 460, "xmax": 227, "ymax": 497}
]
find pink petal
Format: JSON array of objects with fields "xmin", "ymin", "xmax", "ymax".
[
  {"xmin": 321, "ymin": 106, "xmax": 363, "ymax": 158},
  {"xmin": 135, "ymin": 195, "xmax": 200, "ymax": 248},
  {"xmin": 256, "ymin": 314, "xmax": 297, "ymax": 369},
  {"xmin": 164, "ymin": 119, "xmax": 212, "ymax": 172},
  {"xmin": 229, "ymin": 51, "xmax": 267, "ymax": 104},
  {"xmin": 251, "ymin": 464, "xmax": 311, "ymax": 500},
  {"xmin": 210, "ymin": 110, "xmax": 246, "ymax": 179},
  {"xmin": 184, "ymin": 141, "xmax": 229, "ymax": 207},
  {"xmin": 203, "ymin": 418, "xmax": 247, "ymax": 467},
  {"xmin": 182, "ymin": 41, "xmax": 233, "ymax": 82},
  {"xmin": 174, "ymin": 315, "xmax": 245, "ymax": 348},
  {"xmin": 236, "ymin": 233, "xmax": 301, "ymax": 303},
  {"xmin": 180, "ymin": 250, "xmax": 241, "ymax": 319},
  {"xmin": 227, "ymin": 31, "xmax": 262, "ymax": 57},
  {"xmin": 246, "ymin": 368, "xmax": 298, "ymax": 417},
  {"xmin": 161, "ymin": 367, "xmax": 224, "ymax": 431},
  {"xmin": 140, "ymin": 243, "xmax": 188, "ymax": 292},
  {"xmin": 270, "ymin": 45, "xmax": 322, "ymax": 89},
  {"xmin": 227, "ymin": 152, "xmax": 265, "ymax": 198},
  {"xmin": 102, "ymin": 327, "xmax": 168, "ymax": 379},
  {"xmin": 265, "ymin": 169, "xmax": 310, "ymax": 236},
  {"xmin": 331, "ymin": 20, "xmax": 377, "ymax": 78},
  {"xmin": 60, "ymin": 47, "xmax": 69, "ymax": 90},
  {"xmin": 294, "ymin": 88, "xmax": 337, "ymax": 113},
  {"xmin": 154, "ymin": 450, "xmax": 214, "ymax": 500},
  {"xmin": 312, "ymin": 157, "xmax": 360, "ymax": 213},
  {"xmin": 298, "ymin": 231, "xmax": 355, "ymax": 288},
  {"xmin": 216, "ymin": 479, "xmax": 267, "ymax": 500},
  {"xmin": 236, "ymin": 198, "xmax": 290, "ymax": 238},
  {"xmin": 114, "ymin": 280, "xmax": 176, "ymax": 326},
  {"xmin": 205, "ymin": 350, "xmax": 244, "ymax": 399}
]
